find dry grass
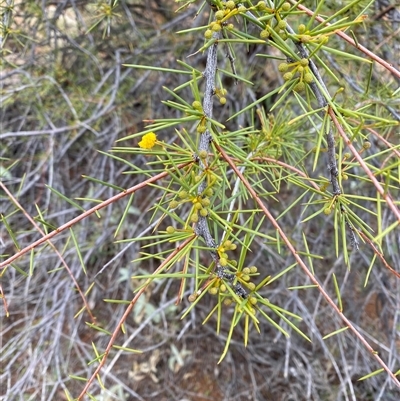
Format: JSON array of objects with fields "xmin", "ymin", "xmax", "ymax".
[{"xmin": 1, "ymin": 1, "xmax": 399, "ymax": 400}]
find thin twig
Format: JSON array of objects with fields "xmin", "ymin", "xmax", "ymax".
[
  {"xmin": 0, "ymin": 162, "xmax": 192, "ymax": 270},
  {"xmin": 291, "ymin": 1, "xmax": 400, "ymax": 79},
  {"xmin": 76, "ymin": 235, "xmax": 197, "ymax": 400},
  {"xmin": 0, "ymin": 181, "xmax": 96, "ymax": 322},
  {"xmin": 215, "ymin": 141, "xmax": 400, "ymax": 388},
  {"xmin": 328, "ymin": 108, "xmax": 400, "ymax": 223}
]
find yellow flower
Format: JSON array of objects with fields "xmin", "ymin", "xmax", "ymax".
[{"xmin": 138, "ymin": 132, "xmax": 157, "ymax": 149}]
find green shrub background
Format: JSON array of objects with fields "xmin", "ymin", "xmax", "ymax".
[{"xmin": 1, "ymin": 1, "xmax": 399, "ymax": 400}]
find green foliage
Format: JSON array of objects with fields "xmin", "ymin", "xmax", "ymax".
[{"xmin": 1, "ymin": 1, "xmax": 400, "ymax": 400}]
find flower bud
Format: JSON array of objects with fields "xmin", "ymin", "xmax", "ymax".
[
  {"xmin": 226, "ymin": 1, "xmax": 236, "ymax": 10},
  {"xmin": 257, "ymin": 1, "xmax": 267, "ymax": 11},
  {"xmin": 283, "ymin": 72, "xmax": 293, "ymax": 81},
  {"xmin": 199, "ymin": 150, "xmax": 208, "ymax": 159},
  {"xmin": 278, "ymin": 63, "xmax": 288, "ymax": 72},
  {"xmin": 192, "ymin": 100, "xmax": 202, "ymax": 110},
  {"xmin": 219, "ymin": 258, "xmax": 228, "ymax": 267},
  {"xmin": 278, "ymin": 20, "xmax": 287, "ymax": 30},
  {"xmin": 298, "ymin": 24, "xmax": 306, "ymax": 34},
  {"xmin": 178, "ymin": 190, "xmax": 188, "ymax": 199},
  {"xmin": 304, "ymin": 73, "xmax": 313, "ymax": 83},
  {"xmin": 169, "ymin": 200, "xmax": 178, "ymax": 209},
  {"xmin": 215, "ymin": 10, "xmax": 225, "ymax": 20},
  {"xmin": 204, "ymin": 29, "xmax": 213, "ymax": 39},
  {"xmin": 200, "ymin": 208, "xmax": 208, "ymax": 217},
  {"xmin": 166, "ymin": 226, "xmax": 175, "ymax": 234}
]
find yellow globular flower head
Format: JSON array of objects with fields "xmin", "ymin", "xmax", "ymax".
[{"xmin": 138, "ymin": 132, "xmax": 157, "ymax": 149}]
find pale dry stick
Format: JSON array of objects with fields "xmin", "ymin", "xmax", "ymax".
[
  {"xmin": 328, "ymin": 108, "xmax": 400, "ymax": 223},
  {"xmin": 75, "ymin": 235, "xmax": 197, "ymax": 400},
  {"xmin": 291, "ymin": 1, "xmax": 400, "ymax": 79},
  {"xmin": 0, "ymin": 161, "xmax": 192, "ymax": 270},
  {"xmin": 214, "ymin": 141, "xmax": 400, "ymax": 388},
  {"xmin": 0, "ymin": 181, "xmax": 96, "ymax": 322}
]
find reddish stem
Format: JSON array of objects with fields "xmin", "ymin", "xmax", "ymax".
[
  {"xmin": 214, "ymin": 142, "xmax": 400, "ymax": 388},
  {"xmin": 76, "ymin": 235, "xmax": 196, "ymax": 400},
  {"xmin": 328, "ymin": 108, "xmax": 400, "ymax": 223},
  {"xmin": 0, "ymin": 162, "xmax": 192, "ymax": 270},
  {"xmin": 292, "ymin": 2, "xmax": 400, "ymax": 79}
]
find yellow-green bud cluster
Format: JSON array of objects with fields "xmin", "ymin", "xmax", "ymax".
[
  {"xmin": 278, "ymin": 20, "xmax": 287, "ymax": 30},
  {"xmin": 234, "ymin": 266, "xmax": 259, "ymax": 292},
  {"xmin": 294, "ymin": 82, "xmax": 305, "ymax": 92},
  {"xmin": 304, "ymin": 73, "xmax": 313, "ymax": 84},
  {"xmin": 204, "ymin": 188, "xmax": 213, "ymax": 197},
  {"xmin": 197, "ymin": 123, "xmax": 206, "ymax": 134},
  {"xmin": 166, "ymin": 226, "xmax": 175, "ymax": 234},
  {"xmin": 215, "ymin": 87, "xmax": 228, "ymax": 105},
  {"xmin": 219, "ymin": 257, "xmax": 228, "ymax": 266},
  {"xmin": 199, "ymin": 150, "xmax": 208, "ymax": 159},
  {"xmin": 179, "ymin": 190, "xmax": 188, "ymax": 199},
  {"xmin": 212, "ymin": 23, "xmax": 222, "ymax": 32},
  {"xmin": 226, "ymin": 1, "xmax": 236, "ymax": 10},
  {"xmin": 283, "ymin": 72, "xmax": 293, "ymax": 81},
  {"xmin": 278, "ymin": 58, "xmax": 314, "ymax": 88},
  {"xmin": 301, "ymin": 35, "xmax": 312, "ymax": 43},
  {"xmin": 169, "ymin": 200, "xmax": 179, "ymax": 209},
  {"xmin": 249, "ymin": 266, "xmax": 258, "ymax": 273},
  {"xmin": 208, "ymin": 287, "xmax": 218, "ymax": 295},
  {"xmin": 278, "ymin": 63, "xmax": 288, "ymax": 72},
  {"xmin": 216, "ymin": 239, "xmax": 238, "ymax": 268},
  {"xmin": 192, "ymin": 100, "xmax": 202, "ymax": 111},
  {"xmin": 257, "ymin": 1, "xmax": 267, "ymax": 12},
  {"xmin": 189, "ymin": 193, "xmax": 212, "ymax": 223},
  {"xmin": 215, "ymin": 10, "xmax": 225, "ymax": 20},
  {"xmin": 204, "ymin": 29, "xmax": 213, "ymax": 40}
]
